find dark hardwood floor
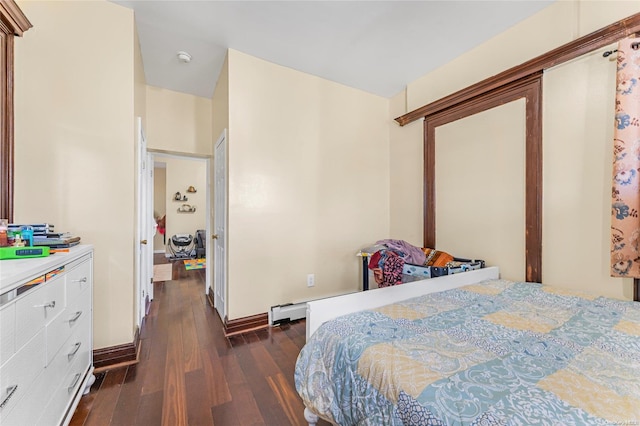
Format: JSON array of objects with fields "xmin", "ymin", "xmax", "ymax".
[{"xmin": 70, "ymin": 255, "xmax": 330, "ymax": 426}]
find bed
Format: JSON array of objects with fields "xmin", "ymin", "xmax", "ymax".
[
  {"xmin": 295, "ymin": 275, "xmax": 640, "ymax": 425},
  {"xmin": 293, "ymin": 23, "xmax": 640, "ymax": 426}
]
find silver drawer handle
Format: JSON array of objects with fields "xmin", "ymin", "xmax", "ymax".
[
  {"xmin": 68, "ymin": 373, "xmax": 81, "ymax": 393},
  {"xmin": 71, "ymin": 277, "xmax": 87, "ymax": 283},
  {"xmin": 34, "ymin": 301, "xmax": 55, "ymax": 309},
  {"xmin": 68, "ymin": 342, "xmax": 82, "ymax": 360},
  {"xmin": 0, "ymin": 385, "xmax": 18, "ymax": 409},
  {"xmin": 68, "ymin": 311, "xmax": 82, "ymax": 323}
]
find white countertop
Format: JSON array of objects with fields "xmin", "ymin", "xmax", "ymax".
[{"xmin": 0, "ymin": 244, "xmax": 93, "ymax": 294}]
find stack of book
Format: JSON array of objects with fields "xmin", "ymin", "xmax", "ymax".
[
  {"xmin": 8, "ymin": 223, "xmax": 56, "ymax": 235},
  {"xmin": 9, "ymin": 223, "xmax": 81, "ymax": 251}
]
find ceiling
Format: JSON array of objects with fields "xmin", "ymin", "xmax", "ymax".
[{"xmin": 113, "ymin": 1, "xmax": 554, "ymax": 99}]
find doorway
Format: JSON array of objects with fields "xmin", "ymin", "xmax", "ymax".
[{"xmin": 148, "ymin": 151, "xmax": 211, "ymax": 298}]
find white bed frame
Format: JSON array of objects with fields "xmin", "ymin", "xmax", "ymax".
[
  {"xmin": 306, "ymin": 266, "xmax": 499, "ymax": 339},
  {"xmin": 302, "ymin": 266, "xmax": 499, "ymax": 425}
]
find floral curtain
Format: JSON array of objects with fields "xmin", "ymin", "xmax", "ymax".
[{"xmin": 611, "ymin": 38, "xmax": 640, "ymax": 277}]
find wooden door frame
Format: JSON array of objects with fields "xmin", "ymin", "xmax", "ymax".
[{"xmin": 423, "ymin": 73, "xmax": 542, "ymax": 283}]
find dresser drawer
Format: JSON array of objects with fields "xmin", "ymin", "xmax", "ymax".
[
  {"xmin": 11, "ymin": 319, "xmax": 91, "ymax": 426},
  {"xmin": 66, "ymin": 257, "xmax": 91, "ymax": 304},
  {"xmin": 0, "ymin": 303, "xmax": 16, "ymax": 365},
  {"xmin": 0, "ymin": 370, "xmax": 45, "ymax": 426},
  {"xmin": 15, "ymin": 275, "xmax": 66, "ymax": 350},
  {"xmin": 37, "ymin": 329, "xmax": 92, "ymax": 426},
  {"xmin": 46, "ymin": 284, "xmax": 91, "ymax": 365},
  {"xmin": 42, "ymin": 312, "xmax": 91, "ymax": 399},
  {"xmin": 0, "ymin": 329, "xmax": 45, "ymax": 424}
]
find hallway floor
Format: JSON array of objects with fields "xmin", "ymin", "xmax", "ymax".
[{"xmin": 69, "ymin": 255, "xmax": 328, "ymax": 425}]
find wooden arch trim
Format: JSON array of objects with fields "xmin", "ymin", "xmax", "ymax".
[
  {"xmin": 0, "ymin": 0, "xmax": 32, "ymax": 35},
  {"xmin": 0, "ymin": 0, "xmax": 31, "ymax": 222},
  {"xmin": 400, "ymin": 12, "xmax": 640, "ymax": 288},
  {"xmin": 396, "ymin": 12, "xmax": 640, "ymax": 127},
  {"xmin": 423, "ymin": 73, "xmax": 543, "ymax": 283}
]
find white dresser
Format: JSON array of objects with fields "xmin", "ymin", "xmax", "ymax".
[{"xmin": 0, "ymin": 245, "xmax": 94, "ymax": 426}]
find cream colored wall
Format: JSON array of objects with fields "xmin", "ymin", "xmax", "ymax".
[
  {"xmin": 406, "ymin": 1, "xmax": 578, "ymax": 112},
  {"xmin": 162, "ymin": 157, "xmax": 206, "ymax": 241},
  {"xmin": 134, "ymin": 26, "xmax": 146, "ymax": 130},
  {"xmin": 146, "ymin": 86, "xmax": 213, "ymax": 155},
  {"xmin": 153, "ymin": 166, "xmax": 167, "ymax": 252},
  {"xmin": 543, "ymin": 44, "xmax": 631, "ymax": 299},
  {"xmin": 133, "ymin": 18, "xmax": 147, "ymax": 328},
  {"xmin": 226, "ymin": 49, "xmax": 390, "ymax": 319},
  {"xmin": 212, "ymin": 53, "xmax": 229, "ymax": 145},
  {"xmin": 388, "ymin": 91, "xmax": 423, "ymax": 245},
  {"xmin": 13, "ymin": 0, "xmax": 136, "ymax": 348},
  {"xmin": 436, "ymin": 100, "xmax": 526, "ymax": 281},
  {"xmin": 145, "ymin": 86, "xmax": 212, "ymax": 255},
  {"xmin": 12, "ymin": 0, "xmax": 636, "ymax": 353},
  {"xmin": 390, "ymin": 1, "xmax": 640, "ymax": 299},
  {"xmin": 406, "ymin": 0, "xmax": 640, "ymax": 109}
]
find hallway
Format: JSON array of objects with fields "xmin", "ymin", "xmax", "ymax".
[{"xmin": 70, "ymin": 256, "xmax": 325, "ymax": 425}]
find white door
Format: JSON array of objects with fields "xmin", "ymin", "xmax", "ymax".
[
  {"xmin": 136, "ymin": 117, "xmax": 153, "ymax": 326},
  {"xmin": 205, "ymin": 159, "xmax": 212, "ymax": 296},
  {"xmin": 213, "ymin": 130, "xmax": 227, "ymax": 320},
  {"xmin": 145, "ymin": 152, "xmax": 154, "ymax": 304}
]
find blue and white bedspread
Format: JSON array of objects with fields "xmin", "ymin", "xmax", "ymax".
[{"xmin": 294, "ymin": 279, "xmax": 640, "ymax": 425}]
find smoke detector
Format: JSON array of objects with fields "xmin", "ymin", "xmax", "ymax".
[{"xmin": 177, "ymin": 51, "xmax": 192, "ymax": 63}]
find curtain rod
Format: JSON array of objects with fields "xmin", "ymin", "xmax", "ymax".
[{"xmin": 603, "ymin": 40, "xmax": 639, "ymax": 58}]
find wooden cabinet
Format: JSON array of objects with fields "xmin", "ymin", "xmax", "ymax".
[{"xmin": 0, "ymin": 245, "xmax": 94, "ymax": 426}]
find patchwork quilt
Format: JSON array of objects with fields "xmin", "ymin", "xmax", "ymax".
[{"xmin": 295, "ymin": 280, "xmax": 640, "ymax": 425}]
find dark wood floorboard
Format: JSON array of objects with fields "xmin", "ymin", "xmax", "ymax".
[{"xmin": 70, "ymin": 254, "xmax": 330, "ymax": 426}]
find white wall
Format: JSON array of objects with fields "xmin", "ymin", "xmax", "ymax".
[
  {"xmin": 390, "ymin": 1, "xmax": 640, "ymax": 300},
  {"xmin": 14, "ymin": 0, "xmax": 136, "ymax": 348},
  {"xmin": 225, "ymin": 49, "xmax": 390, "ymax": 319}
]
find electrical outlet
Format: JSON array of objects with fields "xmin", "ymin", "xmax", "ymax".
[{"xmin": 307, "ymin": 274, "xmax": 315, "ymax": 287}]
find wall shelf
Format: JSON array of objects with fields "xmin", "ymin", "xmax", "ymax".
[{"xmin": 173, "ymin": 192, "xmax": 188, "ymax": 202}]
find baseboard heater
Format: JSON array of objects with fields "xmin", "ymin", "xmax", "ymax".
[{"xmin": 269, "ymin": 302, "xmax": 307, "ymax": 326}]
